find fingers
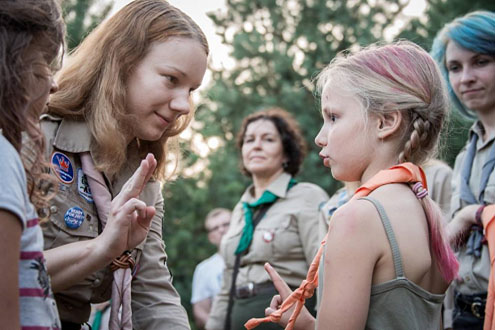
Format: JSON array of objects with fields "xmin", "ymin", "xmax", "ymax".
[
  {"xmin": 136, "ymin": 206, "xmax": 155, "ymax": 230},
  {"xmin": 270, "ymin": 294, "xmax": 282, "ymax": 310},
  {"xmin": 265, "ymin": 263, "xmax": 292, "ymax": 299},
  {"xmin": 265, "ymin": 307, "xmax": 276, "ymax": 316},
  {"xmin": 117, "ymin": 153, "xmax": 157, "ymax": 203},
  {"xmin": 120, "ymin": 198, "xmax": 147, "ymax": 219}
]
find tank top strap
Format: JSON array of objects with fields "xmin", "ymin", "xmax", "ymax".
[{"xmin": 359, "ymin": 196, "xmax": 404, "ymax": 278}]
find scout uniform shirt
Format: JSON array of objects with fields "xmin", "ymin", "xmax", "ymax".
[
  {"xmin": 37, "ymin": 115, "xmax": 190, "ymax": 329},
  {"xmin": 450, "ymin": 122, "xmax": 492, "ymax": 295},
  {"xmin": 443, "ymin": 121, "xmax": 492, "ymax": 328},
  {"xmin": 206, "ymin": 172, "xmax": 328, "ymax": 330}
]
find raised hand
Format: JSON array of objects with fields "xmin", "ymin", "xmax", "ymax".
[
  {"xmin": 101, "ymin": 153, "xmax": 157, "ymax": 258},
  {"xmin": 262, "ymin": 262, "xmax": 315, "ymax": 330}
]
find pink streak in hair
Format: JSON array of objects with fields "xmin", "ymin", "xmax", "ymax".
[{"xmin": 423, "ymin": 197, "xmax": 459, "ymax": 282}]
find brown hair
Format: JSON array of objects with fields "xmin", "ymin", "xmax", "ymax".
[
  {"xmin": 236, "ymin": 107, "xmax": 307, "ymax": 177},
  {"xmin": 47, "ymin": 0, "xmax": 209, "ymax": 180},
  {"xmin": 0, "ymin": 0, "xmax": 64, "ymax": 215}
]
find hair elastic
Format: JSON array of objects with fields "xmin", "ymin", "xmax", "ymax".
[{"xmin": 412, "ymin": 182, "xmax": 428, "ymax": 199}]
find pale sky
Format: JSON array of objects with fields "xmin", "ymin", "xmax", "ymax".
[{"xmin": 111, "ymin": 0, "xmax": 428, "ymax": 77}]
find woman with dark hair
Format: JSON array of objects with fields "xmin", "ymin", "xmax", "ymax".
[
  {"xmin": 431, "ymin": 10, "xmax": 495, "ymax": 330},
  {"xmin": 0, "ymin": 0, "xmax": 157, "ymax": 328},
  {"xmin": 206, "ymin": 107, "xmax": 328, "ymax": 330},
  {"xmin": 23, "ymin": 0, "xmax": 209, "ymax": 328}
]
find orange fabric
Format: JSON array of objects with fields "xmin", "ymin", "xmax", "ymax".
[
  {"xmin": 482, "ymin": 205, "xmax": 495, "ymax": 330},
  {"xmin": 244, "ymin": 162, "xmax": 426, "ymax": 330}
]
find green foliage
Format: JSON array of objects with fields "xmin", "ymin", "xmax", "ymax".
[
  {"xmin": 161, "ymin": 0, "xmax": 493, "ymax": 326},
  {"xmin": 61, "ymin": 0, "xmax": 113, "ymax": 51}
]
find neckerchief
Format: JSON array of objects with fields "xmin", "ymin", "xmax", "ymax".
[
  {"xmin": 460, "ymin": 131, "xmax": 495, "ymax": 205},
  {"xmin": 245, "ymin": 162, "xmax": 426, "ymax": 330},
  {"xmin": 480, "ymin": 205, "xmax": 495, "ymax": 330},
  {"xmin": 235, "ymin": 178, "xmax": 297, "ymax": 255},
  {"xmin": 459, "ymin": 129, "xmax": 495, "ymax": 257}
]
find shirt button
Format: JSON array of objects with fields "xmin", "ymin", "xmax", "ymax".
[
  {"xmin": 49, "ymin": 205, "xmax": 58, "ymax": 214},
  {"xmin": 464, "ymin": 275, "xmax": 471, "ymax": 282}
]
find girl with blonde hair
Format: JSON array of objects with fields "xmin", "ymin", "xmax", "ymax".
[{"xmin": 246, "ymin": 41, "xmax": 458, "ymax": 330}]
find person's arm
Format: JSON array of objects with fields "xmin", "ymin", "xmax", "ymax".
[
  {"xmin": 296, "ymin": 185, "xmax": 329, "ymax": 263},
  {"xmin": 446, "ymin": 204, "xmax": 480, "ymax": 245},
  {"xmin": 316, "ymin": 200, "xmax": 377, "ymax": 330},
  {"xmin": 205, "ymin": 258, "xmax": 232, "ymax": 330},
  {"xmin": 0, "ymin": 210, "xmax": 22, "ymax": 330},
  {"xmin": 45, "ymin": 154, "xmax": 157, "ymax": 292},
  {"xmin": 129, "ymin": 190, "xmax": 190, "ymax": 329},
  {"xmin": 193, "ymin": 298, "xmax": 212, "ymax": 329}
]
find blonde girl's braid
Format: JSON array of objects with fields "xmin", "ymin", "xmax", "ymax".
[{"xmin": 398, "ymin": 110, "xmax": 433, "ymax": 164}]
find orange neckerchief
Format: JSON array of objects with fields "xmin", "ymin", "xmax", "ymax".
[
  {"xmin": 481, "ymin": 205, "xmax": 495, "ymax": 330},
  {"xmin": 244, "ymin": 162, "xmax": 426, "ymax": 330}
]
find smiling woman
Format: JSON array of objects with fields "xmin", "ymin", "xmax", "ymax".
[
  {"xmin": 21, "ymin": 0, "xmax": 209, "ymax": 328},
  {"xmin": 206, "ymin": 107, "xmax": 328, "ymax": 330}
]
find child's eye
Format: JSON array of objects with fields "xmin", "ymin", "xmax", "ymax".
[{"xmin": 330, "ymin": 114, "xmax": 337, "ymax": 122}]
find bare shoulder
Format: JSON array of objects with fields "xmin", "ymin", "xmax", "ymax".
[{"xmin": 329, "ymin": 198, "xmax": 384, "ymax": 245}]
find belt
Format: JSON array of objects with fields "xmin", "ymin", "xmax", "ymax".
[
  {"xmin": 235, "ymin": 281, "xmax": 275, "ymax": 299},
  {"xmin": 455, "ymin": 291, "xmax": 487, "ymax": 319},
  {"xmin": 61, "ymin": 320, "xmax": 82, "ymax": 330}
]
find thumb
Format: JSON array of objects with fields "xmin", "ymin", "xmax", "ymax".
[
  {"xmin": 137, "ymin": 206, "xmax": 155, "ymax": 229},
  {"xmin": 265, "ymin": 262, "xmax": 292, "ymax": 300}
]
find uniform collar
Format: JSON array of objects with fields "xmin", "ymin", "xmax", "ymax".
[
  {"xmin": 52, "ymin": 118, "xmax": 93, "ymax": 153},
  {"xmin": 469, "ymin": 120, "xmax": 495, "ymax": 149},
  {"xmin": 241, "ymin": 172, "xmax": 293, "ymax": 203}
]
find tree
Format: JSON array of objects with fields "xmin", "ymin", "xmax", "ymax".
[
  {"xmin": 164, "ymin": 0, "xmax": 424, "ymax": 326},
  {"xmin": 61, "ymin": 0, "xmax": 113, "ymax": 51}
]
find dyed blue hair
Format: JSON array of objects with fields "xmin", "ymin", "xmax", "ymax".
[{"xmin": 431, "ymin": 11, "xmax": 495, "ymax": 118}]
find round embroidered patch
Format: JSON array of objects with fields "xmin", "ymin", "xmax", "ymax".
[
  {"xmin": 64, "ymin": 206, "xmax": 85, "ymax": 229},
  {"xmin": 51, "ymin": 152, "xmax": 74, "ymax": 184}
]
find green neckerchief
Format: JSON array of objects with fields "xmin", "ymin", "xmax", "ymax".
[{"xmin": 235, "ymin": 178, "xmax": 297, "ymax": 255}]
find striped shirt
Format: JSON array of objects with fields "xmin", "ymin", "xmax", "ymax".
[{"xmin": 0, "ymin": 134, "xmax": 60, "ymax": 329}]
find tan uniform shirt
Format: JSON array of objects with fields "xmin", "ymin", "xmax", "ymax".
[
  {"xmin": 37, "ymin": 116, "xmax": 190, "ymax": 329},
  {"xmin": 206, "ymin": 172, "xmax": 328, "ymax": 330},
  {"xmin": 443, "ymin": 122, "xmax": 492, "ymax": 328},
  {"xmin": 423, "ymin": 159, "xmax": 453, "ymax": 217}
]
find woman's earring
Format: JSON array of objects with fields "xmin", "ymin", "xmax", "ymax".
[{"xmin": 282, "ymin": 161, "xmax": 289, "ymax": 170}]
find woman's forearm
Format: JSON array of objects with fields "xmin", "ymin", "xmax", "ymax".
[{"xmin": 44, "ymin": 235, "xmax": 113, "ymax": 292}]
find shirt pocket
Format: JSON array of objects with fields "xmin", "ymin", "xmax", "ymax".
[
  {"xmin": 42, "ymin": 190, "xmax": 99, "ymax": 250},
  {"xmin": 255, "ymin": 214, "xmax": 301, "ymax": 260}
]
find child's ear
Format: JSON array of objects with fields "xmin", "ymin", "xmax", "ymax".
[{"xmin": 376, "ymin": 111, "xmax": 402, "ymax": 140}]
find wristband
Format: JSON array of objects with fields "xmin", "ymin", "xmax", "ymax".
[{"xmin": 475, "ymin": 204, "xmax": 486, "ymax": 226}]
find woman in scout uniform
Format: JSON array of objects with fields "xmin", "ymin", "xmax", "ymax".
[
  {"xmin": 246, "ymin": 41, "xmax": 458, "ymax": 330},
  {"xmin": 0, "ymin": 0, "xmax": 158, "ymax": 328},
  {"xmin": 431, "ymin": 11, "xmax": 495, "ymax": 329},
  {"xmin": 206, "ymin": 108, "xmax": 328, "ymax": 330},
  {"xmin": 31, "ymin": 0, "xmax": 209, "ymax": 328}
]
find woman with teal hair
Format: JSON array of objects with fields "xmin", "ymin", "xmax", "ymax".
[{"xmin": 431, "ymin": 10, "xmax": 495, "ymax": 330}]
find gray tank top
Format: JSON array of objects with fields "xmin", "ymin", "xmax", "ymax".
[{"xmin": 316, "ymin": 196, "xmax": 445, "ymax": 330}]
